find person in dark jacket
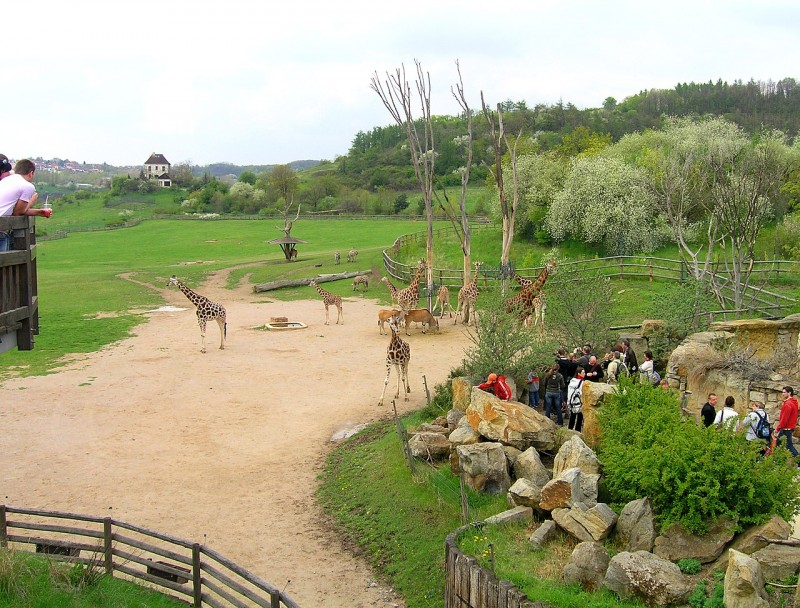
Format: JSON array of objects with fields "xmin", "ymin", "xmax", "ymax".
[
  {"xmin": 542, "ymin": 364, "xmax": 566, "ymax": 425},
  {"xmin": 701, "ymin": 393, "xmax": 718, "ymax": 427},
  {"xmin": 584, "ymin": 355, "xmax": 604, "ymax": 382},
  {"xmin": 620, "ymin": 339, "xmax": 638, "ymax": 374}
]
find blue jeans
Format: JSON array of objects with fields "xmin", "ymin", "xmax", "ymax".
[
  {"xmin": 776, "ymin": 429, "xmax": 799, "ymax": 457},
  {"xmin": 0, "ymin": 231, "xmax": 10, "ymax": 252},
  {"xmin": 544, "ymin": 392, "xmax": 562, "ymax": 425},
  {"xmin": 528, "ymin": 389, "xmax": 539, "ymax": 408}
]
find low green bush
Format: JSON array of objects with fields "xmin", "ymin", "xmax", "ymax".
[
  {"xmin": 677, "ymin": 558, "xmax": 702, "ymax": 574},
  {"xmin": 597, "ymin": 379, "xmax": 800, "ymax": 533}
]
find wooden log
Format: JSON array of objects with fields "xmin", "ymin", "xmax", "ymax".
[{"xmin": 252, "ymin": 270, "xmax": 371, "ymax": 292}]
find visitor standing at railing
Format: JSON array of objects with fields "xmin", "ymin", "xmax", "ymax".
[{"xmin": 0, "ymin": 159, "xmax": 52, "ymax": 219}]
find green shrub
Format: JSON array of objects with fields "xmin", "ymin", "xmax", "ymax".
[
  {"xmin": 598, "ymin": 379, "xmax": 800, "ymax": 533},
  {"xmin": 677, "ymin": 558, "xmax": 702, "ymax": 574}
]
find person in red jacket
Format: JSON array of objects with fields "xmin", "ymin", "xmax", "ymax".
[
  {"xmin": 774, "ymin": 386, "xmax": 799, "ymax": 458},
  {"xmin": 478, "ymin": 373, "xmax": 512, "ymax": 401}
]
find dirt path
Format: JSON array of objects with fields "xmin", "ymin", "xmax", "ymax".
[{"xmin": 0, "ymin": 269, "xmax": 472, "ymax": 607}]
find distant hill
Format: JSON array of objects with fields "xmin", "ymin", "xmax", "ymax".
[{"xmin": 192, "ymin": 160, "xmax": 320, "ymax": 178}]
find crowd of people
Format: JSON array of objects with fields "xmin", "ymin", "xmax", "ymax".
[{"xmin": 0, "ymin": 157, "xmax": 52, "ymax": 251}]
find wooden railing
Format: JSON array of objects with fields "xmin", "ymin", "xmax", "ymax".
[
  {"xmin": 0, "ymin": 505, "xmax": 301, "ymax": 608},
  {"xmin": 0, "ymin": 217, "xmax": 39, "ymax": 352}
]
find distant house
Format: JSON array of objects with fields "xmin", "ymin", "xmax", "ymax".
[{"xmin": 143, "ymin": 153, "xmax": 172, "ymax": 188}]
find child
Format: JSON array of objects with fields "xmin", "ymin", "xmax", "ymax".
[{"xmin": 526, "ymin": 369, "xmax": 540, "ymax": 408}]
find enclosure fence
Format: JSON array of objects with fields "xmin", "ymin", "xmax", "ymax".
[{"xmin": 0, "ymin": 505, "xmax": 300, "ymax": 608}]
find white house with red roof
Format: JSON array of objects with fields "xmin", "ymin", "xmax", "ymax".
[{"xmin": 143, "ymin": 153, "xmax": 172, "ymax": 187}]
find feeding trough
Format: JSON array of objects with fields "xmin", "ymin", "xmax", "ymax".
[{"xmin": 265, "ymin": 316, "xmax": 307, "ymax": 330}]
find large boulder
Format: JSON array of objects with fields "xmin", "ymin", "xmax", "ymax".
[
  {"xmin": 654, "ymin": 516, "xmax": 737, "ymax": 563},
  {"xmin": 448, "ymin": 424, "xmax": 481, "ymax": 447},
  {"xmin": 563, "ymin": 541, "xmax": 610, "ymax": 591},
  {"xmin": 749, "ymin": 544, "xmax": 800, "ymax": 581},
  {"xmin": 540, "ymin": 468, "xmax": 598, "ymax": 510},
  {"xmin": 456, "ymin": 442, "xmax": 511, "ymax": 495},
  {"xmin": 724, "ymin": 549, "xmax": 769, "ymax": 608},
  {"xmin": 552, "ymin": 435, "xmax": 601, "ymax": 477},
  {"xmin": 414, "ymin": 423, "xmax": 449, "ymax": 435},
  {"xmin": 409, "ymin": 432, "xmax": 451, "ymax": 460},
  {"xmin": 551, "ymin": 503, "xmax": 617, "ymax": 542},
  {"xmin": 614, "ymin": 497, "xmax": 656, "ymax": 553},
  {"xmin": 446, "ymin": 408, "xmax": 465, "ymax": 431},
  {"xmin": 466, "ymin": 388, "xmax": 557, "ymax": 451},
  {"xmin": 603, "ymin": 550, "xmax": 694, "ymax": 606},
  {"xmin": 580, "ymin": 382, "xmax": 617, "ymax": 449},
  {"xmin": 451, "ymin": 376, "xmax": 473, "ymax": 412},
  {"xmin": 513, "ymin": 447, "xmax": 551, "ymax": 488},
  {"xmin": 483, "ymin": 505, "xmax": 533, "ymax": 525},
  {"xmin": 508, "ymin": 478, "xmax": 544, "ymax": 510},
  {"xmin": 711, "ymin": 515, "xmax": 793, "ymax": 571}
]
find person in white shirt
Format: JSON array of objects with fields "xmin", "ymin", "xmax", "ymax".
[
  {"xmin": 713, "ymin": 396, "xmax": 740, "ymax": 431},
  {"xmin": 0, "ymin": 159, "xmax": 51, "ymax": 218},
  {"xmin": 743, "ymin": 401, "xmax": 769, "ymax": 441}
]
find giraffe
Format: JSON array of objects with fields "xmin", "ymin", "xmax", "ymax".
[
  {"xmin": 454, "ymin": 261, "xmax": 482, "ymax": 325},
  {"xmin": 377, "ymin": 313, "xmax": 411, "ymax": 406},
  {"xmin": 352, "ymin": 275, "xmax": 369, "ymax": 291},
  {"xmin": 432, "ymin": 285, "xmax": 452, "ymax": 318},
  {"xmin": 167, "ymin": 276, "xmax": 226, "ymax": 353},
  {"xmin": 347, "ymin": 249, "xmax": 358, "ymax": 263},
  {"xmin": 504, "ymin": 260, "xmax": 557, "ymax": 322},
  {"xmin": 334, "ymin": 251, "xmax": 341, "ymax": 265},
  {"xmin": 395, "ymin": 259, "xmax": 425, "ymax": 311},
  {"xmin": 381, "ymin": 276, "xmax": 400, "ymax": 307},
  {"xmin": 309, "ymin": 280, "xmax": 343, "ymax": 325}
]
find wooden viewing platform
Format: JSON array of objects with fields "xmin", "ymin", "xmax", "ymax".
[{"xmin": 0, "ymin": 216, "xmax": 39, "ymax": 353}]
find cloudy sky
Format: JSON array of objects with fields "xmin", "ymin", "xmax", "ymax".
[{"xmin": 5, "ymin": 0, "xmax": 798, "ymax": 167}]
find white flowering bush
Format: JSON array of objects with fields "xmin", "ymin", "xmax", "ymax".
[{"xmin": 545, "ymin": 156, "xmax": 666, "ymax": 255}]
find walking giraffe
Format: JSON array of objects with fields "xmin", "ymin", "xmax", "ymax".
[
  {"xmin": 352, "ymin": 275, "xmax": 369, "ymax": 291},
  {"xmin": 309, "ymin": 280, "xmax": 343, "ymax": 325},
  {"xmin": 504, "ymin": 260, "xmax": 557, "ymax": 322},
  {"xmin": 167, "ymin": 276, "xmax": 226, "ymax": 353},
  {"xmin": 432, "ymin": 285, "xmax": 452, "ymax": 318},
  {"xmin": 334, "ymin": 251, "xmax": 341, "ymax": 265},
  {"xmin": 377, "ymin": 313, "xmax": 411, "ymax": 406},
  {"xmin": 454, "ymin": 261, "xmax": 482, "ymax": 325},
  {"xmin": 395, "ymin": 259, "xmax": 425, "ymax": 311},
  {"xmin": 381, "ymin": 276, "xmax": 400, "ymax": 307}
]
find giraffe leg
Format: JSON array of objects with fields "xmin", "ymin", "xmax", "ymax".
[
  {"xmin": 394, "ymin": 362, "xmax": 402, "ymax": 399},
  {"xmin": 336, "ymin": 303, "xmax": 343, "ymax": 324},
  {"xmin": 216, "ymin": 317, "xmax": 226, "ymax": 350},
  {"xmin": 198, "ymin": 318, "xmax": 207, "ymax": 354},
  {"xmin": 378, "ymin": 362, "xmax": 392, "ymax": 406},
  {"xmin": 402, "ymin": 361, "xmax": 411, "ymax": 397},
  {"xmin": 324, "ymin": 303, "xmax": 330, "ymax": 325}
]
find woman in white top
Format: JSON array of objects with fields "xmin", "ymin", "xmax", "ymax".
[{"xmin": 713, "ymin": 396, "xmax": 740, "ymax": 431}]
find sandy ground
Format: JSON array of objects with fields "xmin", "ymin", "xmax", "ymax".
[{"xmin": 0, "ymin": 268, "xmax": 473, "ymax": 607}]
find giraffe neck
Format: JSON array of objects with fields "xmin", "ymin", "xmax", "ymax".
[
  {"xmin": 177, "ymin": 282, "xmax": 206, "ymax": 307},
  {"xmin": 313, "ymin": 284, "xmax": 328, "ymax": 297},
  {"xmin": 532, "ymin": 266, "xmax": 550, "ymax": 291}
]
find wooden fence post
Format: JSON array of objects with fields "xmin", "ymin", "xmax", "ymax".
[
  {"xmin": 103, "ymin": 518, "xmax": 113, "ymax": 575},
  {"xmin": 423, "ymin": 374, "xmax": 431, "ymax": 406},
  {"xmin": 0, "ymin": 505, "xmax": 7, "ymax": 549},
  {"xmin": 192, "ymin": 543, "xmax": 202, "ymax": 607}
]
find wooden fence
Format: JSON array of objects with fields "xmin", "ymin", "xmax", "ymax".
[
  {"xmin": 0, "ymin": 217, "xmax": 39, "ymax": 351},
  {"xmin": 0, "ymin": 505, "xmax": 300, "ymax": 608}
]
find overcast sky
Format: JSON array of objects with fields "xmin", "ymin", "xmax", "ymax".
[{"xmin": 5, "ymin": 0, "xmax": 798, "ymax": 167}]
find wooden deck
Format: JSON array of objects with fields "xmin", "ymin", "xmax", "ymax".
[{"xmin": 0, "ymin": 216, "xmax": 39, "ymax": 353}]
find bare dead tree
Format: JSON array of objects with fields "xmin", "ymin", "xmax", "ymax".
[{"xmin": 370, "ymin": 61, "xmax": 435, "ymax": 309}]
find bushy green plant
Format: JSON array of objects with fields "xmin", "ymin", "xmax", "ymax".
[
  {"xmin": 677, "ymin": 558, "xmax": 702, "ymax": 574},
  {"xmin": 598, "ymin": 378, "xmax": 800, "ymax": 533}
]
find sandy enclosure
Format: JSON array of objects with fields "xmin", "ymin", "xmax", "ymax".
[{"xmin": 0, "ymin": 270, "xmax": 473, "ymax": 607}]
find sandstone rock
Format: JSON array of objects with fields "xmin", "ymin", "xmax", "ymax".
[
  {"xmin": 508, "ymin": 478, "xmax": 543, "ymax": 510},
  {"xmin": 415, "ymin": 423, "xmax": 449, "ymax": 435},
  {"xmin": 503, "ymin": 446, "xmax": 522, "ymax": 468},
  {"xmin": 448, "ymin": 425, "xmax": 481, "ymax": 447},
  {"xmin": 451, "ymin": 376, "xmax": 473, "ymax": 412},
  {"xmin": 603, "ymin": 550, "xmax": 694, "ymax": 606},
  {"xmin": 749, "ymin": 544, "xmax": 800, "ymax": 581},
  {"xmin": 540, "ymin": 468, "xmax": 582, "ymax": 511},
  {"xmin": 466, "ymin": 388, "xmax": 557, "ymax": 451},
  {"xmin": 456, "ymin": 442, "xmax": 511, "ymax": 495},
  {"xmin": 563, "ymin": 541, "xmax": 610, "ymax": 591},
  {"xmin": 614, "ymin": 497, "xmax": 656, "ymax": 553},
  {"xmin": 553, "ymin": 435, "xmax": 601, "ymax": 477},
  {"xmin": 431, "ymin": 415, "xmax": 448, "ymax": 427},
  {"xmin": 409, "ymin": 432, "xmax": 451, "ymax": 460},
  {"xmin": 513, "ymin": 447, "xmax": 551, "ymax": 488},
  {"xmin": 483, "ymin": 505, "xmax": 533, "ymax": 525},
  {"xmin": 712, "ymin": 515, "xmax": 792, "ymax": 570},
  {"xmin": 552, "ymin": 503, "xmax": 617, "ymax": 542},
  {"xmin": 446, "ymin": 408, "xmax": 465, "ymax": 430},
  {"xmin": 580, "ymin": 382, "xmax": 617, "ymax": 449},
  {"xmin": 529, "ymin": 520, "xmax": 558, "ymax": 550},
  {"xmin": 724, "ymin": 549, "xmax": 769, "ymax": 608},
  {"xmin": 654, "ymin": 516, "xmax": 736, "ymax": 563}
]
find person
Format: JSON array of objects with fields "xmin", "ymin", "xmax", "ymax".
[
  {"xmin": 620, "ymin": 338, "xmax": 638, "ymax": 374},
  {"xmin": 0, "ymin": 155, "xmax": 13, "ymax": 251},
  {"xmin": 639, "ymin": 350, "xmax": 655, "ymax": 381},
  {"xmin": 542, "ymin": 363, "xmax": 566, "ymax": 425},
  {"xmin": 555, "ymin": 348, "xmax": 577, "ymax": 408},
  {"xmin": 743, "ymin": 401, "xmax": 770, "ymax": 454},
  {"xmin": 567, "ymin": 367, "xmax": 586, "ymax": 432},
  {"xmin": 526, "ymin": 368, "xmax": 540, "ymax": 409},
  {"xmin": 713, "ymin": 396, "xmax": 740, "ymax": 431},
  {"xmin": 0, "ymin": 159, "xmax": 51, "ymax": 218},
  {"xmin": 701, "ymin": 393, "xmax": 718, "ymax": 428},
  {"xmin": 575, "ymin": 345, "xmax": 591, "ymax": 369},
  {"xmin": 659, "ymin": 379, "xmax": 671, "ymax": 391},
  {"xmin": 606, "ymin": 350, "xmax": 621, "ymax": 383},
  {"xmin": 774, "ymin": 386, "xmax": 799, "ymax": 458},
  {"xmin": 584, "ymin": 355, "xmax": 604, "ymax": 382},
  {"xmin": 478, "ymin": 373, "xmax": 511, "ymax": 401}
]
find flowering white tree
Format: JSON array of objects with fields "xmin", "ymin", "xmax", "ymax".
[{"xmin": 545, "ymin": 156, "xmax": 664, "ymax": 255}]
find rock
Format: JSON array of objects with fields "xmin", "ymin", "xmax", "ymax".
[
  {"xmin": 552, "ymin": 435, "xmax": 601, "ymax": 477},
  {"xmin": 654, "ymin": 516, "xmax": 737, "ymax": 563},
  {"xmin": 563, "ymin": 541, "xmax": 610, "ymax": 591},
  {"xmin": 483, "ymin": 505, "xmax": 533, "ymax": 525},
  {"xmin": 552, "ymin": 503, "xmax": 617, "ymax": 542},
  {"xmin": 579, "ymin": 382, "xmax": 617, "ymax": 449},
  {"xmin": 451, "ymin": 376, "xmax": 473, "ymax": 412},
  {"xmin": 456, "ymin": 442, "xmax": 511, "ymax": 495},
  {"xmin": 540, "ymin": 468, "xmax": 582, "ymax": 511},
  {"xmin": 513, "ymin": 447, "xmax": 551, "ymax": 488},
  {"xmin": 503, "ymin": 446, "xmax": 522, "ymax": 468},
  {"xmin": 466, "ymin": 388, "xmax": 558, "ymax": 451},
  {"xmin": 615, "ymin": 497, "xmax": 656, "ymax": 552},
  {"xmin": 431, "ymin": 415, "xmax": 448, "ymax": 427},
  {"xmin": 724, "ymin": 549, "xmax": 769, "ymax": 608},
  {"xmin": 448, "ymin": 425, "xmax": 481, "ymax": 447},
  {"xmin": 712, "ymin": 515, "xmax": 793, "ymax": 570},
  {"xmin": 508, "ymin": 478, "xmax": 543, "ymax": 510},
  {"xmin": 603, "ymin": 550, "xmax": 694, "ymax": 606},
  {"xmin": 415, "ymin": 423, "xmax": 449, "ymax": 435},
  {"xmin": 749, "ymin": 544, "xmax": 800, "ymax": 581},
  {"xmin": 446, "ymin": 408, "xmax": 465, "ymax": 430},
  {"xmin": 529, "ymin": 520, "xmax": 558, "ymax": 550},
  {"xmin": 409, "ymin": 432, "xmax": 451, "ymax": 460}
]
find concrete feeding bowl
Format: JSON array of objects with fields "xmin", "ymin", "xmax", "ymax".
[{"xmin": 265, "ymin": 316, "xmax": 307, "ymax": 330}]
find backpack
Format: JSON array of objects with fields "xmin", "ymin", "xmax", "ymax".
[
  {"xmin": 650, "ymin": 370, "xmax": 661, "ymax": 387},
  {"xmin": 617, "ymin": 362, "xmax": 630, "ymax": 378},
  {"xmin": 569, "ymin": 380, "xmax": 584, "ymax": 414},
  {"xmin": 753, "ymin": 410, "xmax": 771, "ymax": 440}
]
